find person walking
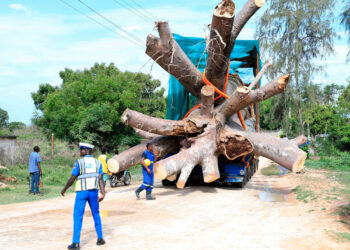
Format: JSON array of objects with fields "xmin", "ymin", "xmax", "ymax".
[
  {"xmin": 135, "ymin": 142, "xmax": 158, "ymax": 200},
  {"xmin": 61, "ymin": 143, "xmax": 106, "ymax": 250},
  {"xmin": 28, "ymin": 146, "xmax": 42, "ymax": 195}
]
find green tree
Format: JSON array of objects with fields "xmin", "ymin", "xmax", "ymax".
[
  {"xmin": 8, "ymin": 122, "xmax": 26, "ymax": 132},
  {"xmin": 256, "ymin": 0, "xmax": 336, "ymax": 135},
  {"xmin": 0, "ymin": 108, "xmax": 9, "ymax": 128},
  {"xmin": 31, "ymin": 83, "xmax": 58, "ymax": 111},
  {"xmin": 32, "ymin": 63, "xmax": 166, "ymax": 150},
  {"xmin": 341, "ymin": 1, "xmax": 350, "ymax": 60}
]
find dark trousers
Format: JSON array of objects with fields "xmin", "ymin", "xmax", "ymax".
[{"xmin": 30, "ymin": 171, "xmax": 40, "ymax": 193}]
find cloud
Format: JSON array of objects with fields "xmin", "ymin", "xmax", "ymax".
[{"xmin": 8, "ymin": 3, "xmax": 30, "ymax": 14}]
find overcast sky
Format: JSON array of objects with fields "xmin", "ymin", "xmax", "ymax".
[{"xmin": 0, "ymin": 0, "xmax": 348, "ymax": 124}]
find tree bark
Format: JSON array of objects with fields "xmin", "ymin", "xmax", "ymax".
[
  {"xmin": 133, "ymin": 128, "xmax": 158, "ymax": 139},
  {"xmin": 154, "ymin": 130, "xmax": 218, "ymax": 188},
  {"xmin": 107, "ymin": 136, "xmax": 181, "ymax": 173},
  {"xmin": 122, "ymin": 109, "xmax": 208, "ymax": 136},
  {"xmin": 205, "ymin": 0, "xmax": 235, "ymax": 90},
  {"xmin": 231, "ymin": 0, "xmax": 265, "ymax": 43},
  {"xmin": 200, "ymin": 86, "xmax": 215, "ymax": 118},
  {"xmin": 146, "ymin": 21, "xmax": 203, "ymax": 98},
  {"xmin": 218, "ymin": 74, "xmax": 290, "ymax": 120},
  {"xmin": 225, "ymin": 125, "xmax": 306, "ymax": 172}
]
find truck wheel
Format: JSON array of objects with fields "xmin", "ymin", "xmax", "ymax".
[
  {"xmin": 238, "ymin": 173, "xmax": 247, "ymax": 188},
  {"xmin": 124, "ymin": 172, "xmax": 131, "ymax": 185},
  {"xmin": 110, "ymin": 179, "xmax": 117, "ymax": 188}
]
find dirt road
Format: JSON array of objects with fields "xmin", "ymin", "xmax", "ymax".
[{"xmin": 0, "ymin": 158, "xmax": 349, "ymax": 250}]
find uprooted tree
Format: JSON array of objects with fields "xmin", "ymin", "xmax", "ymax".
[{"xmin": 107, "ymin": 0, "xmax": 307, "ymax": 189}]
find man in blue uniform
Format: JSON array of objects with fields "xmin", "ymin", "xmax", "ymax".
[
  {"xmin": 61, "ymin": 143, "xmax": 106, "ymax": 250},
  {"xmin": 135, "ymin": 142, "xmax": 158, "ymax": 200}
]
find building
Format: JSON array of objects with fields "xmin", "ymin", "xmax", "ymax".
[{"xmin": 0, "ymin": 136, "xmax": 17, "ymax": 165}]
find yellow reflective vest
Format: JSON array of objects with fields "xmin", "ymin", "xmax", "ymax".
[
  {"xmin": 98, "ymin": 154, "xmax": 108, "ymax": 174},
  {"xmin": 75, "ymin": 157, "xmax": 100, "ymax": 192}
]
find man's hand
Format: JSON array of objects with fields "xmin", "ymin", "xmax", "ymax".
[
  {"xmin": 154, "ymin": 149, "xmax": 159, "ymax": 157},
  {"xmin": 146, "ymin": 168, "xmax": 151, "ymax": 174},
  {"xmin": 98, "ymin": 193, "xmax": 105, "ymax": 202},
  {"xmin": 40, "ymin": 170, "xmax": 42, "ymax": 176}
]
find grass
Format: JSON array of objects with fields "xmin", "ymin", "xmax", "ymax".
[
  {"xmin": 333, "ymin": 232, "xmax": 350, "ymax": 242},
  {"xmin": 293, "ymin": 185, "xmax": 318, "ymax": 203},
  {"xmin": 261, "ymin": 164, "xmax": 281, "ymax": 176}
]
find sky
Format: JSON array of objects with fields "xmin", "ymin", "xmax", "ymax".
[{"xmin": 0, "ymin": 0, "xmax": 349, "ymax": 124}]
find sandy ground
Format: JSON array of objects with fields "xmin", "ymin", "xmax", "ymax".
[{"xmin": 0, "ymin": 158, "xmax": 349, "ymax": 250}]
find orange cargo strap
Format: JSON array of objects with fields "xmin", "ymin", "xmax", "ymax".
[{"xmin": 182, "ymin": 61, "xmax": 247, "ymax": 130}]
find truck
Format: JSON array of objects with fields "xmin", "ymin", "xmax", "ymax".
[{"xmin": 163, "ymin": 34, "xmax": 262, "ymax": 188}]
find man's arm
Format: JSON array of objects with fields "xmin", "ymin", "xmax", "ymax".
[
  {"xmin": 37, "ymin": 162, "xmax": 42, "ymax": 176},
  {"xmin": 98, "ymin": 174, "xmax": 106, "ymax": 202},
  {"xmin": 61, "ymin": 175, "xmax": 77, "ymax": 196}
]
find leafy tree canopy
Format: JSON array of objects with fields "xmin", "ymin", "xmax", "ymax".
[
  {"xmin": 0, "ymin": 108, "xmax": 9, "ymax": 128},
  {"xmin": 32, "ymin": 63, "xmax": 166, "ymax": 151}
]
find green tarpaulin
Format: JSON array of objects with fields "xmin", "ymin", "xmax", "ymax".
[{"xmin": 166, "ymin": 33, "xmax": 262, "ymax": 120}]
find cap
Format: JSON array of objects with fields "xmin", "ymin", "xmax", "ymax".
[{"xmin": 79, "ymin": 142, "xmax": 94, "ymax": 150}]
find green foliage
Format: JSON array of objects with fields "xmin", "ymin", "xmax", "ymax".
[
  {"xmin": 32, "ymin": 63, "xmax": 166, "ymax": 150},
  {"xmin": 306, "ymin": 151, "xmax": 350, "ymax": 171},
  {"xmin": 341, "ymin": 1, "xmax": 350, "ymax": 60},
  {"xmin": 256, "ymin": 0, "xmax": 336, "ymax": 134},
  {"xmin": 0, "ymin": 108, "xmax": 9, "ymax": 128},
  {"xmin": 8, "ymin": 122, "xmax": 26, "ymax": 132},
  {"xmin": 31, "ymin": 83, "xmax": 58, "ymax": 111}
]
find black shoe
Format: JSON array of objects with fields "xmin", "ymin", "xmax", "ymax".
[
  {"xmin": 67, "ymin": 243, "xmax": 80, "ymax": 249},
  {"xmin": 97, "ymin": 238, "xmax": 105, "ymax": 246},
  {"xmin": 135, "ymin": 187, "xmax": 143, "ymax": 199},
  {"xmin": 146, "ymin": 191, "xmax": 156, "ymax": 200}
]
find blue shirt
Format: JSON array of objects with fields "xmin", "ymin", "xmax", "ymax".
[
  {"xmin": 72, "ymin": 155, "xmax": 103, "ymax": 176},
  {"xmin": 28, "ymin": 151, "xmax": 41, "ymax": 173},
  {"xmin": 142, "ymin": 150, "xmax": 155, "ymax": 172}
]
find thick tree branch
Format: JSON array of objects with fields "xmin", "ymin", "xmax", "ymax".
[
  {"xmin": 248, "ymin": 62, "xmax": 271, "ymax": 90},
  {"xmin": 231, "ymin": 0, "xmax": 265, "ymax": 43},
  {"xmin": 200, "ymin": 85, "xmax": 215, "ymax": 118},
  {"xmin": 205, "ymin": 0, "xmax": 235, "ymax": 90},
  {"xmin": 146, "ymin": 21, "xmax": 203, "ymax": 98},
  {"xmin": 154, "ymin": 130, "xmax": 218, "ymax": 188},
  {"xmin": 122, "ymin": 109, "xmax": 209, "ymax": 136},
  {"xmin": 133, "ymin": 128, "xmax": 158, "ymax": 139},
  {"xmin": 218, "ymin": 74, "xmax": 290, "ymax": 120},
  {"xmin": 225, "ymin": 124, "xmax": 306, "ymax": 172},
  {"xmin": 107, "ymin": 136, "xmax": 181, "ymax": 173}
]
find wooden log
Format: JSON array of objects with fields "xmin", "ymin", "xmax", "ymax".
[
  {"xmin": 154, "ymin": 130, "xmax": 217, "ymax": 187},
  {"xmin": 200, "ymin": 85, "xmax": 215, "ymax": 118},
  {"xmin": 225, "ymin": 125, "xmax": 306, "ymax": 172},
  {"xmin": 218, "ymin": 74, "xmax": 290, "ymax": 120},
  {"xmin": 146, "ymin": 21, "xmax": 203, "ymax": 98},
  {"xmin": 205, "ymin": 0, "xmax": 235, "ymax": 90},
  {"xmin": 231, "ymin": 0, "xmax": 264, "ymax": 43},
  {"xmin": 291, "ymin": 135, "xmax": 307, "ymax": 146},
  {"xmin": 122, "ymin": 108, "xmax": 209, "ymax": 136},
  {"xmin": 201, "ymin": 155, "xmax": 220, "ymax": 183},
  {"xmin": 218, "ymin": 129, "xmax": 253, "ymax": 160},
  {"xmin": 133, "ymin": 128, "xmax": 158, "ymax": 139},
  {"xmin": 107, "ymin": 136, "xmax": 181, "ymax": 173}
]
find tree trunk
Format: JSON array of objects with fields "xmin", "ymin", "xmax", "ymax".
[
  {"xmin": 107, "ymin": 136, "xmax": 181, "ymax": 173},
  {"xmin": 146, "ymin": 21, "xmax": 203, "ymax": 98},
  {"xmin": 205, "ymin": 0, "xmax": 235, "ymax": 90},
  {"xmin": 109, "ymin": 0, "xmax": 306, "ymax": 189}
]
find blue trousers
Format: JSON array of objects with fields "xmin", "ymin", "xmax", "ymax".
[
  {"xmin": 30, "ymin": 171, "xmax": 40, "ymax": 193},
  {"xmin": 139, "ymin": 171, "xmax": 154, "ymax": 192},
  {"xmin": 73, "ymin": 190, "xmax": 103, "ymax": 243}
]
